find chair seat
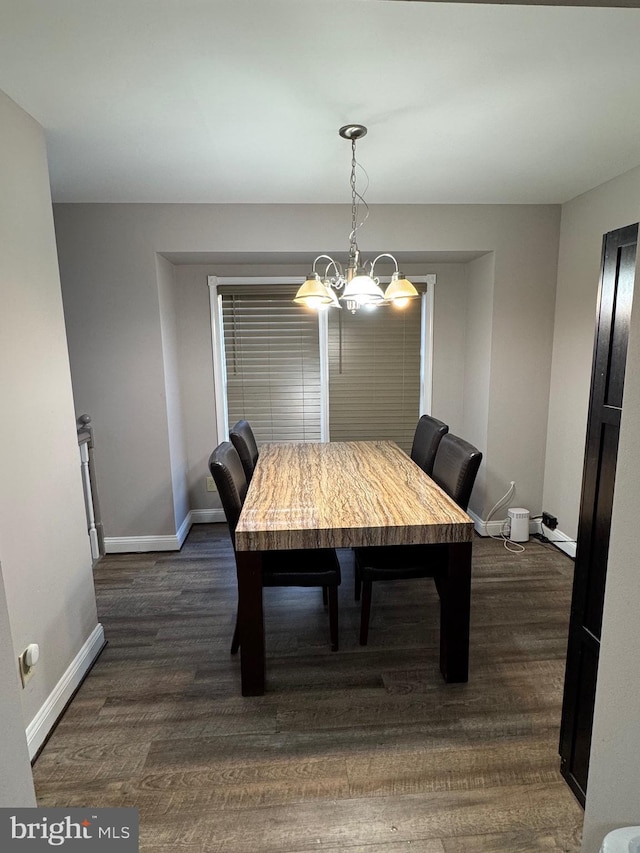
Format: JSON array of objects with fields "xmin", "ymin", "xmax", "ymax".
[
  {"xmin": 262, "ymin": 548, "xmax": 341, "ymax": 587},
  {"xmin": 354, "ymin": 544, "xmax": 447, "ymax": 582}
]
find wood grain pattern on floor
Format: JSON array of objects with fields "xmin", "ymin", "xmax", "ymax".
[{"xmin": 32, "ymin": 525, "xmax": 584, "ymax": 851}]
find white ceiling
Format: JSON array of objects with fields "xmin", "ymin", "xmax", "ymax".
[{"xmin": 1, "ymin": 0, "xmax": 640, "ymax": 204}]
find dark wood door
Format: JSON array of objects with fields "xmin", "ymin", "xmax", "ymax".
[{"xmin": 559, "ymin": 222, "xmax": 638, "ymax": 806}]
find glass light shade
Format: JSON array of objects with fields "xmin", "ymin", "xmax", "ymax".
[
  {"xmin": 342, "ymin": 272, "xmax": 385, "ymax": 306},
  {"xmin": 384, "ymin": 274, "xmax": 419, "ymax": 306},
  {"xmin": 321, "ymin": 281, "xmax": 341, "ymax": 308},
  {"xmin": 293, "ymin": 276, "xmax": 333, "ymax": 308}
]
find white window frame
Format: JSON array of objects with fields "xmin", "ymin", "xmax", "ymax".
[{"xmin": 208, "ymin": 274, "xmax": 435, "ymax": 443}]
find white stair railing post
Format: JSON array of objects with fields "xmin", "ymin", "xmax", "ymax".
[{"xmin": 77, "ymin": 414, "xmax": 100, "ymax": 560}]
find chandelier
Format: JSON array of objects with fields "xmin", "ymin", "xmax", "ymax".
[{"xmin": 293, "ymin": 124, "xmax": 419, "ymax": 313}]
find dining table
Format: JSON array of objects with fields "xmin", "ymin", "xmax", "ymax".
[{"xmin": 233, "ymin": 439, "xmax": 475, "ymax": 696}]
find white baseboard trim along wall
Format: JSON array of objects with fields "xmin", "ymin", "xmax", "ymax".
[
  {"xmin": 189, "ymin": 509, "xmax": 226, "ymax": 525},
  {"xmin": 539, "ymin": 524, "xmax": 577, "ymax": 559},
  {"xmin": 103, "ymin": 508, "xmax": 226, "ymax": 553},
  {"xmin": 26, "ymin": 623, "xmax": 106, "ymax": 760},
  {"xmin": 467, "ymin": 509, "xmax": 577, "ymax": 559}
]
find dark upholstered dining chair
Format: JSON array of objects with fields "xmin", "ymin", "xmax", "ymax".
[
  {"xmin": 354, "ymin": 433, "xmax": 482, "ymax": 645},
  {"xmin": 208, "ymin": 441, "xmax": 341, "ymax": 653},
  {"xmin": 410, "ymin": 414, "xmax": 449, "ymax": 475},
  {"xmin": 229, "ymin": 419, "xmax": 259, "ymax": 484}
]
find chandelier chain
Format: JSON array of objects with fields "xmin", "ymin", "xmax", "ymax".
[
  {"xmin": 350, "ymin": 138, "xmax": 358, "ymax": 254},
  {"xmin": 348, "ymin": 138, "xmax": 370, "ymax": 256}
]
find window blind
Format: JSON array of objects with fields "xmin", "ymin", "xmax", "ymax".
[
  {"xmin": 327, "ymin": 299, "xmax": 422, "ymax": 453},
  {"xmin": 221, "ymin": 287, "xmax": 322, "ymax": 444}
]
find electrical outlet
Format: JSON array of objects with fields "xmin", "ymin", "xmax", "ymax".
[
  {"xmin": 542, "ymin": 512, "xmax": 558, "ymax": 530},
  {"xmin": 206, "ymin": 475, "xmax": 217, "ymax": 492},
  {"xmin": 18, "ymin": 643, "xmax": 39, "ymax": 687}
]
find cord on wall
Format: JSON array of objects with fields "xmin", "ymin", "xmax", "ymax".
[
  {"xmin": 484, "ymin": 481, "xmax": 526, "ymax": 553},
  {"xmin": 484, "ymin": 481, "xmax": 515, "ymax": 533}
]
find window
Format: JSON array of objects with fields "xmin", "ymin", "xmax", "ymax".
[
  {"xmin": 209, "ymin": 277, "xmax": 432, "ymax": 453},
  {"xmin": 328, "ymin": 300, "xmax": 422, "ymax": 452},
  {"xmin": 220, "ymin": 286, "xmax": 321, "ymax": 443}
]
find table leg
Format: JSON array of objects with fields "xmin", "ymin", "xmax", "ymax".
[
  {"xmin": 438, "ymin": 541, "xmax": 473, "ymax": 683},
  {"xmin": 235, "ymin": 550, "xmax": 265, "ymax": 696}
]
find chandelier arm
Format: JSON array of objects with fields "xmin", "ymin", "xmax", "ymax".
[
  {"xmin": 325, "ymin": 262, "xmax": 341, "ymax": 277},
  {"xmin": 312, "ymin": 254, "xmax": 339, "ymax": 274},
  {"xmin": 311, "ymin": 255, "xmax": 346, "ymax": 291},
  {"xmin": 370, "ymin": 253, "xmax": 400, "ymax": 278},
  {"xmin": 323, "ymin": 260, "xmax": 345, "ymax": 289}
]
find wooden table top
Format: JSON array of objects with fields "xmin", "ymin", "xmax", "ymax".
[{"xmin": 235, "ymin": 440, "xmax": 474, "ymax": 552}]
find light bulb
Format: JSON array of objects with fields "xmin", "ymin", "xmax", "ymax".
[{"xmin": 304, "ymin": 296, "xmax": 328, "ymax": 309}]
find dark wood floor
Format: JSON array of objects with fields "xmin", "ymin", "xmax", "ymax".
[{"xmin": 33, "ymin": 525, "xmax": 584, "ymax": 852}]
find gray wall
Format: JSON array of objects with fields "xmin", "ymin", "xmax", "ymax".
[
  {"xmin": 174, "ymin": 265, "xmax": 217, "ymax": 514},
  {"xmin": 0, "ymin": 91, "xmax": 99, "ymax": 763},
  {"xmin": 430, "ymin": 263, "xmax": 468, "ymax": 433},
  {"xmin": 548, "ymin": 165, "xmax": 640, "ymax": 852},
  {"xmin": 56, "ymin": 207, "xmax": 177, "ymax": 539},
  {"xmin": 463, "ymin": 253, "xmax": 494, "ymax": 517},
  {"xmin": 484, "ymin": 211, "xmax": 559, "ymax": 520},
  {"xmin": 157, "ymin": 254, "xmax": 189, "ymax": 529},
  {"xmin": 54, "ymin": 203, "xmax": 560, "ymax": 540}
]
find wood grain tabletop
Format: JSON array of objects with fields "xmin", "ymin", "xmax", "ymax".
[{"xmin": 235, "ymin": 440, "xmax": 473, "ymax": 552}]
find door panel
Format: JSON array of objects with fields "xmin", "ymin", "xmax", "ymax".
[{"xmin": 559, "ymin": 223, "xmax": 638, "ymax": 806}]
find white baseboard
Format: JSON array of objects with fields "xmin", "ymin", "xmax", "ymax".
[
  {"xmin": 190, "ymin": 508, "xmax": 225, "ymax": 524},
  {"xmin": 104, "ymin": 534, "xmax": 183, "ymax": 553},
  {"xmin": 541, "ymin": 524, "xmax": 577, "ymax": 558},
  {"xmin": 26, "ymin": 623, "xmax": 105, "ymax": 760},
  {"xmin": 176, "ymin": 512, "xmax": 192, "ymax": 548},
  {"xmin": 470, "ymin": 513, "xmax": 501, "ymax": 536},
  {"xmin": 104, "ymin": 509, "xmax": 226, "ymax": 553}
]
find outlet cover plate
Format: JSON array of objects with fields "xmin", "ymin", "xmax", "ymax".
[
  {"xmin": 206, "ymin": 476, "xmax": 217, "ymax": 492},
  {"xmin": 18, "ymin": 651, "xmax": 34, "ymax": 687}
]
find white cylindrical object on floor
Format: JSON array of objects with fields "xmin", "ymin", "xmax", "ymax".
[{"xmin": 507, "ymin": 507, "xmax": 530, "ymax": 542}]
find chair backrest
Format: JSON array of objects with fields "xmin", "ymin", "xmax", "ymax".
[
  {"xmin": 431, "ymin": 433, "xmax": 482, "ymax": 511},
  {"xmin": 410, "ymin": 414, "xmax": 449, "ymax": 475},
  {"xmin": 208, "ymin": 441, "xmax": 248, "ymax": 541},
  {"xmin": 229, "ymin": 419, "xmax": 259, "ymax": 484}
]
